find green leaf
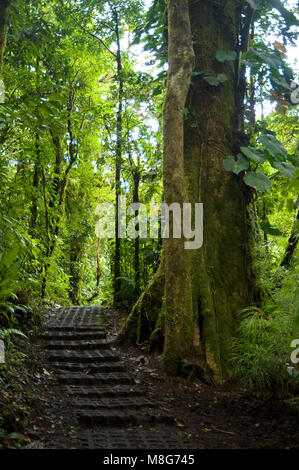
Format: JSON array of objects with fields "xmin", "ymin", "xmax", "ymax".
[
  {"xmin": 251, "ymin": 48, "xmax": 283, "ymax": 70},
  {"xmin": 216, "ymin": 50, "xmax": 237, "ymax": 62},
  {"xmin": 204, "ymin": 74, "xmax": 228, "ymax": 86},
  {"xmin": 223, "ymin": 154, "xmax": 249, "ymax": 174},
  {"xmin": 240, "ymin": 146, "xmax": 267, "ymax": 164},
  {"xmin": 243, "ymin": 171, "xmax": 272, "ymax": 192},
  {"xmin": 260, "ymin": 220, "xmax": 282, "ymax": 236},
  {"xmin": 271, "ymin": 77, "xmax": 292, "ymax": 91},
  {"xmin": 286, "ymin": 199, "xmax": 296, "ymax": 212},
  {"xmin": 246, "ymin": 0, "xmax": 263, "ymax": 9},
  {"xmin": 1, "ymin": 247, "xmax": 19, "ymax": 268},
  {"xmin": 272, "ymin": 162, "xmax": 296, "ymax": 179},
  {"xmin": 259, "ymin": 134, "xmax": 288, "ymax": 161},
  {"xmin": 191, "ymin": 71, "xmax": 204, "ymax": 78}
]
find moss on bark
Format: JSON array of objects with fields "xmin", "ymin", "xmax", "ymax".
[
  {"xmin": 120, "ymin": 0, "xmax": 260, "ymax": 381},
  {"xmin": 118, "ymin": 259, "xmax": 165, "ymax": 348},
  {"xmin": 0, "ymin": 0, "xmax": 10, "ymax": 80}
]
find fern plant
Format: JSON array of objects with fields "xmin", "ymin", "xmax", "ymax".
[
  {"xmin": 0, "ymin": 247, "xmax": 20, "ymax": 327},
  {"xmin": 0, "ymin": 328, "xmax": 28, "ymax": 354},
  {"xmin": 230, "ymin": 265, "xmax": 299, "ymax": 392}
]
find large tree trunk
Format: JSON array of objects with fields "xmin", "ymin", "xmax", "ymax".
[
  {"xmin": 161, "ymin": 0, "xmax": 195, "ymax": 375},
  {"xmin": 182, "ymin": 0, "xmax": 255, "ymax": 379},
  {"xmin": 120, "ymin": 0, "xmax": 259, "ymax": 380}
]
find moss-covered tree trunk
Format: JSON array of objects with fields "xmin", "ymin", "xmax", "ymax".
[
  {"xmin": 161, "ymin": 0, "xmax": 195, "ymax": 375},
  {"xmin": 182, "ymin": 0, "xmax": 255, "ymax": 379},
  {"xmin": 120, "ymin": 0, "xmax": 258, "ymax": 380},
  {"xmin": 0, "ymin": 0, "xmax": 10, "ymax": 80},
  {"xmin": 113, "ymin": 8, "xmax": 123, "ymax": 307},
  {"xmin": 69, "ymin": 240, "xmax": 83, "ymax": 305},
  {"xmin": 281, "ymin": 207, "xmax": 299, "ymax": 268}
]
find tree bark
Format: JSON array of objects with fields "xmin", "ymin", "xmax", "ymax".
[
  {"xmin": 0, "ymin": 0, "xmax": 10, "ymax": 80},
  {"xmin": 182, "ymin": 0, "xmax": 256, "ymax": 379},
  {"xmin": 69, "ymin": 239, "xmax": 83, "ymax": 304},
  {"xmin": 113, "ymin": 8, "xmax": 123, "ymax": 307},
  {"xmin": 281, "ymin": 207, "xmax": 299, "ymax": 268},
  {"xmin": 120, "ymin": 0, "xmax": 260, "ymax": 380},
  {"xmin": 133, "ymin": 171, "xmax": 140, "ymax": 299},
  {"xmin": 161, "ymin": 0, "xmax": 195, "ymax": 375},
  {"xmin": 29, "ymin": 134, "xmax": 41, "ymax": 236},
  {"xmin": 118, "ymin": 257, "xmax": 165, "ymax": 348}
]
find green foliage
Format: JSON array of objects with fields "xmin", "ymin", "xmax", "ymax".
[
  {"xmin": 0, "ymin": 248, "xmax": 20, "ymax": 327},
  {"xmin": 240, "ymin": 146, "xmax": 267, "ymax": 164},
  {"xmin": 215, "ymin": 49, "xmax": 237, "ymax": 62},
  {"xmin": 0, "ymin": 0, "xmax": 297, "ymax": 398},
  {"xmin": 243, "ymin": 171, "xmax": 272, "ymax": 192},
  {"xmin": 223, "ymin": 154, "xmax": 249, "ymax": 174},
  {"xmin": 230, "ymin": 309, "xmax": 292, "ymax": 390},
  {"xmin": 224, "ymin": 119, "xmax": 298, "ymax": 191}
]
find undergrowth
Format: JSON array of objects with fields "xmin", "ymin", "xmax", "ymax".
[{"xmin": 230, "ymin": 258, "xmax": 299, "ymax": 393}]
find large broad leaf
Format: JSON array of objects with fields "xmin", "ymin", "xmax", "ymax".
[
  {"xmin": 243, "ymin": 171, "xmax": 272, "ymax": 192},
  {"xmin": 272, "ymin": 162, "xmax": 296, "ymax": 179},
  {"xmin": 204, "ymin": 74, "xmax": 228, "ymax": 86},
  {"xmin": 240, "ymin": 146, "xmax": 267, "ymax": 164},
  {"xmin": 251, "ymin": 48, "xmax": 283, "ymax": 70},
  {"xmin": 271, "ymin": 76, "xmax": 292, "ymax": 91},
  {"xmin": 288, "ymin": 153, "xmax": 299, "ymax": 169},
  {"xmin": 246, "ymin": 0, "xmax": 263, "ymax": 9},
  {"xmin": 1, "ymin": 246, "xmax": 19, "ymax": 268},
  {"xmin": 216, "ymin": 50, "xmax": 237, "ymax": 62},
  {"xmin": 223, "ymin": 154, "xmax": 249, "ymax": 174},
  {"xmin": 259, "ymin": 134, "xmax": 288, "ymax": 161},
  {"xmin": 260, "ymin": 220, "xmax": 283, "ymax": 236}
]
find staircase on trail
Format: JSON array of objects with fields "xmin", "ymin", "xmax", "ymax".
[{"xmin": 41, "ymin": 306, "xmax": 192, "ymax": 449}]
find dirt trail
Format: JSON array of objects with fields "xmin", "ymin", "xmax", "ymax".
[{"xmin": 26, "ymin": 306, "xmax": 299, "ymax": 449}]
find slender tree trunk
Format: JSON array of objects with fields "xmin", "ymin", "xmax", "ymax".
[
  {"xmin": 69, "ymin": 240, "xmax": 83, "ymax": 304},
  {"xmin": 113, "ymin": 8, "xmax": 123, "ymax": 307},
  {"xmin": 118, "ymin": 257, "xmax": 165, "ymax": 348},
  {"xmin": 0, "ymin": 0, "xmax": 10, "ymax": 80},
  {"xmin": 133, "ymin": 171, "xmax": 140, "ymax": 299},
  {"xmin": 249, "ymin": 24, "xmax": 256, "ymax": 138},
  {"xmin": 96, "ymin": 238, "xmax": 101, "ymax": 289},
  {"xmin": 49, "ymin": 131, "xmax": 62, "ymax": 210},
  {"xmin": 88, "ymin": 239, "xmax": 102, "ymax": 302},
  {"xmin": 281, "ymin": 207, "xmax": 299, "ymax": 268},
  {"xmin": 29, "ymin": 134, "xmax": 41, "ymax": 236}
]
